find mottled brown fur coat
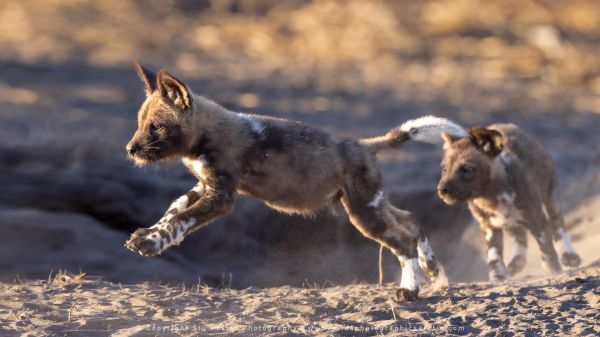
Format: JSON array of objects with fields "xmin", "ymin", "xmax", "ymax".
[
  {"xmin": 438, "ymin": 125, "xmax": 581, "ymax": 280},
  {"xmin": 124, "ymin": 63, "xmax": 465, "ymax": 300}
]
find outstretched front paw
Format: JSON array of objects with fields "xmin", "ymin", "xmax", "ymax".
[{"xmin": 125, "ymin": 228, "xmax": 163, "ymax": 256}]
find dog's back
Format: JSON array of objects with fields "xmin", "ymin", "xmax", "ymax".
[{"xmin": 489, "ymin": 123, "xmax": 555, "ymax": 199}]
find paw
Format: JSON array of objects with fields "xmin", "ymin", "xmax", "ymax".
[
  {"xmin": 395, "ymin": 288, "xmax": 419, "ymax": 302},
  {"xmin": 489, "ymin": 270, "xmax": 507, "ymax": 282},
  {"xmin": 419, "ymin": 257, "xmax": 439, "ymax": 279},
  {"xmin": 561, "ymin": 252, "xmax": 581, "ymax": 268},
  {"xmin": 542, "ymin": 260, "xmax": 562, "ymax": 274},
  {"xmin": 488, "ymin": 259, "xmax": 507, "ymax": 282},
  {"xmin": 125, "ymin": 228, "xmax": 162, "ymax": 256},
  {"xmin": 431, "ymin": 266, "xmax": 449, "ymax": 290},
  {"xmin": 506, "ymin": 256, "xmax": 526, "ymax": 276}
]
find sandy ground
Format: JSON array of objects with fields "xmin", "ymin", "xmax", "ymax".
[
  {"xmin": 1, "ymin": 1, "xmax": 600, "ymax": 336},
  {"xmin": 1, "ymin": 0, "xmax": 600, "ymax": 287},
  {"xmin": 0, "ymin": 264, "xmax": 598, "ymax": 337}
]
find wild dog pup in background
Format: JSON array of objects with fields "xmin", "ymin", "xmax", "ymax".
[
  {"xmin": 124, "ymin": 62, "xmax": 465, "ymax": 300},
  {"xmin": 437, "ymin": 125, "xmax": 582, "ymax": 281}
]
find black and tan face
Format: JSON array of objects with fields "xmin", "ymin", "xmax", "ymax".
[
  {"xmin": 437, "ymin": 128, "xmax": 504, "ymax": 204},
  {"xmin": 126, "ymin": 62, "xmax": 193, "ymax": 165}
]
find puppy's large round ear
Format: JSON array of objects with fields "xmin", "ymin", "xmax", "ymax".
[
  {"xmin": 134, "ymin": 61, "xmax": 156, "ymax": 95},
  {"xmin": 468, "ymin": 127, "xmax": 504, "ymax": 157},
  {"xmin": 157, "ymin": 70, "xmax": 192, "ymax": 111}
]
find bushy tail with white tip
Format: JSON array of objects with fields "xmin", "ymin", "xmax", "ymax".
[{"xmin": 360, "ymin": 115, "xmax": 467, "ymax": 153}]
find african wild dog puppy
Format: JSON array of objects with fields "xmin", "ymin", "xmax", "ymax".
[
  {"xmin": 437, "ymin": 125, "xmax": 581, "ymax": 281},
  {"xmin": 124, "ymin": 62, "xmax": 465, "ymax": 300}
]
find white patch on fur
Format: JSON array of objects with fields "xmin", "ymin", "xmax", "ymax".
[
  {"xmin": 484, "ymin": 228, "xmax": 493, "ymax": 242},
  {"xmin": 170, "ymin": 195, "xmax": 189, "ymax": 212},
  {"xmin": 145, "ymin": 217, "xmax": 196, "ymax": 254},
  {"xmin": 368, "ymin": 190, "xmax": 384, "ymax": 208},
  {"xmin": 191, "ymin": 160, "xmax": 205, "ymax": 175},
  {"xmin": 150, "ymin": 184, "xmax": 205, "ymax": 231},
  {"xmin": 509, "ymin": 238, "xmax": 527, "ymax": 261},
  {"xmin": 417, "ymin": 237, "xmax": 448, "ymax": 289},
  {"xmin": 480, "ymin": 192, "xmax": 523, "ymax": 228},
  {"xmin": 541, "ymin": 204, "xmax": 550, "ymax": 221},
  {"xmin": 192, "ymin": 182, "xmax": 205, "ymax": 195},
  {"xmin": 487, "ymin": 247, "xmax": 506, "ymax": 280},
  {"xmin": 171, "ymin": 217, "xmax": 196, "ymax": 246},
  {"xmin": 398, "ymin": 256, "xmax": 419, "ymax": 291},
  {"xmin": 150, "ymin": 219, "xmax": 166, "ymax": 229},
  {"xmin": 555, "ymin": 228, "xmax": 576, "ymax": 254},
  {"xmin": 143, "ymin": 226, "xmax": 166, "ymax": 253},
  {"xmin": 417, "ymin": 238, "xmax": 435, "ymax": 261},
  {"xmin": 487, "ymin": 247, "xmax": 502, "ymax": 263},
  {"xmin": 182, "ymin": 156, "xmax": 209, "ymax": 180},
  {"xmin": 239, "ymin": 113, "xmax": 264, "ymax": 135},
  {"xmin": 400, "ymin": 115, "xmax": 467, "ymax": 144}
]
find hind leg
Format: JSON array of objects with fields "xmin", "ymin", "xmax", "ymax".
[
  {"xmin": 554, "ymin": 227, "xmax": 581, "ymax": 267},
  {"xmin": 532, "ymin": 226, "xmax": 562, "ymax": 274},
  {"xmin": 545, "ymin": 201, "xmax": 581, "ymax": 268},
  {"xmin": 389, "ymin": 205, "xmax": 448, "ymax": 287},
  {"xmin": 341, "ymin": 191, "xmax": 421, "ymax": 301}
]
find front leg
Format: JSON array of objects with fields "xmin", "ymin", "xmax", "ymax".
[
  {"xmin": 481, "ymin": 226, "xmax": 506, "ymax": 281},
  {"xmin": 505, "ymin": 225, "xmax": 527, "ymax": 276},
  {"xmin": 469, "ymin": 203, "xmax": 506, "ymax": 281},
  {"xmin": 125, "ymin": 182, "xmax": 204, "ymax": 256},
  {"xmin": 158, "ymin": 182, "xmax": 206, "ymax": 224},
  {"xmin": 125, "ymin": 178, "xmax": 234, "ymax": 256}
]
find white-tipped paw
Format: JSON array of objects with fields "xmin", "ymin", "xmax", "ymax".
[{"xmin": 125, "ymin": 228, "xmax": 163, "ymax": 256}]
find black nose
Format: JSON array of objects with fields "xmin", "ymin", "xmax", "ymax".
[
  {"xmin": 126, "ymin": 143, "xmax": 140, "ymax": 155},
  {"xmin": 438, "ymin": 185, "xmax": 449, "ymax": 195}
]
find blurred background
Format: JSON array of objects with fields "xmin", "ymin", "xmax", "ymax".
[{"xmin": 0, "ymin": 0, "xmax": 599, "ymax": 288}]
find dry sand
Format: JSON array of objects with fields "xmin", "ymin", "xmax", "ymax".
[
  {"xmin": 1, "ymin": 1, "xmax": 600, "ymax": 336},
  {"xmin": 0, "ymin": 264, "xmax": 598, "ymax": 337}
]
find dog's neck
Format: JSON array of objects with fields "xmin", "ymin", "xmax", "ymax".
[
  {"xmin": 193, "ymin": 95, "xmax": 226, "ymax": 117},
  {"xmin": 181, "ymin": 94, "xmax": 246, "ymax": 158},
  {"xmin": 473, "ymin": 156, "xmax": 515, "ymax": 204}
]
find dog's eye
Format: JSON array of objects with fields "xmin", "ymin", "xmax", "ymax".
[
  {"xmin": 150, "ymin": 124, "xmax": 165, "ymax": 132},
  {"xmin": 441, "ymin": 164, "xmax": 447, "ymax": 172},
  {"xmin": 460, "ymin": 164, "xmax": 475, "ymax": 173}
]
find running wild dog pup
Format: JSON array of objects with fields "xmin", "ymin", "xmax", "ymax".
[
  {"xmin": 124, "ymin": 62, "xmax": 464, "ymax": 300},
  {"xmin": 437, "ymin": 125, "xmax": 582, "ymax": 281}
]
